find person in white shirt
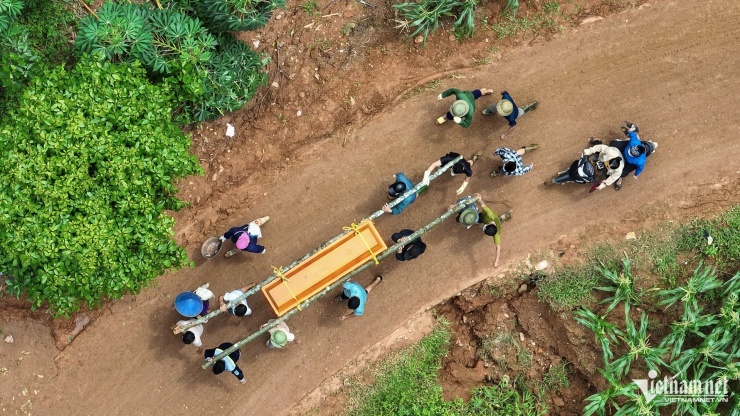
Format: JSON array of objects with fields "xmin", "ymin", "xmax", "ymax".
[
  {"xmin": 219, "ymin": 284, "xmax": 256, "ymax": 317},
  {"xmin": 174, "ymin": 319, "xmax": 204, "ymax": 352}
]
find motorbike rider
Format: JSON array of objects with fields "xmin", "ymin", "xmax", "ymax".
[
  {"xmin": 581, "ymin": 144, "xmax": 624, "ymax": 191},
  {"xmin": 588, "ymin": 122, "xmax": 656, "ymax": 190}
]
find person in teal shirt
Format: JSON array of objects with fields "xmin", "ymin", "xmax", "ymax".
[
  {"xmin": 382, "ymin": 172, "xmax": 416, "ymax": 215},
  {"xmin": 336, "ymin": 276, "xmax": 383, "ymax": 320}
]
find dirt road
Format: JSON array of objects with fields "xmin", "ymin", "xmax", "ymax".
[{"xmin": 3, "ymin": 1, "xmax": 739, "ymax": 415}]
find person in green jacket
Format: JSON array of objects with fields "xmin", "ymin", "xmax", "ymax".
[
  {"xmin": 435, "ymin": 87, "xmax": 494, "ymax": 127},
  {"xmin": 454, "ymin": 194, "xmax": 511, "ymax": 268}
]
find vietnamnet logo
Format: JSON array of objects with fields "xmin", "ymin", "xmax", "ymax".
[{"xmin": 633, "ymin": 370, "xmax": 729, "ymax": 403}]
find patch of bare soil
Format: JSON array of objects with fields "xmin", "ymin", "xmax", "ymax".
[{"xmin": 171, "ymin": 0, "xmax": 648, "ymax": 251}]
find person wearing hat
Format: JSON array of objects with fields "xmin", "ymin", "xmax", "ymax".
[
  {"xmin": 204, "ymin": 342, "xmax": 247, "ymax": 385},
  {"xmin": 261, "ymin": 319, "xmax": 296, "ymax": 349},
  {"xmin": 382, "ymin": 172, "xmax": 416, "ymax": 215},
  {"xmin": 336, "ymin": 276, "xmax": 383, "ymax": 320},
  {"xmin": 391, "ymin": 229, "xmax": 427, "ymax": 261},
  {"xmin": 482, "ymin": 91, "xmax": 538, "ymax": 140},
  {"xmin": 219, "ymin": 283, "xmax": 257, "ymax": 317},
  {"xmin": 422, "ymin": 151, "xmax": 482, "ymax": 195},
  {"xmin": 435, "ymin": 87, "xmax": 494, "ymax": 127},
  {"xmin": 490, "ymin": 145, "xmax": 539, "ymax": 177},
  {"xmin": 220, "ymin": 216, "xmax": 270, "ymax": 258},
  {"xmin": 587, "ymin": 122, "xmax": 655, "ymax": 190},
  {"xmin": 454, "ymin": 194, "xmax": 509, "ymax": 268}
]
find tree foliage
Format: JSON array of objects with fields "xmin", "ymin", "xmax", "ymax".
[
  {"xmin": 74, "ymin": 1, "xmax": 269, "ymax": 122},
  {"xmin": 0, "ymin": 56, "xmax": 202, "ymax": 316},
  {"xmin": 195, "ymin": 0, "xmax": 286, "ymax": 32}
]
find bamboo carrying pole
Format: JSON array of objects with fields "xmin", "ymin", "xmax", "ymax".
[
  {"xmin": 174, "ymin": 155, "xmax": 463, "ymax": 335},
  {"xmin": 201, "ymin": 195, "xmax": 479, "ymax": 369}
]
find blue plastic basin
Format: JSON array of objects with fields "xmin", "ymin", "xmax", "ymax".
[{"xmin": 175, "ymin": 292, "xmax": 204, "ymax": 317}]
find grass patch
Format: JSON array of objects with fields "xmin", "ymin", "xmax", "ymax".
[
  {"xmin": 473, "ymin": 57, "xmax": 491, "ymax": 66},
  {"xmin": 489, "ymin": 1, "xmax": 561, "ymax": 39},
  {"xmin": 537, "ymin": 263, "xmax": 600, "ymax": 311},
  {"xmin": 540, "ymin": 360, "xmax": 570, "ymax": 393},
  {"xmin": 300, "ymin": 0, "xmax": 321, "ymax": 16},
  {"xmin": 538, "ymin": 205, "xmax": 740, "ymax": 311},
  {"xmin": 401, "ymin": 79, "xmax": 442, "ymax": 101},
  {"xmin": 347, "ymin": 319, "xmax": 548, "ymax": 416}
]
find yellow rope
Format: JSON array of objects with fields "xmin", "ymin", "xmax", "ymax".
[
  {"xmin": 273, "ymin": 266, "xmax": 301, "ymax": 311},
  {"xmin": 343, "ymin": 222, "xmax": 379, "ymax": 264}
]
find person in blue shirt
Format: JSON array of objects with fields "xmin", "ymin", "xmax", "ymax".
[
  {"xmin": 481, "ymin": 91, "xmax": 538, "ymax": 140},
  {"xmin": 587, "ymin": 122, "xmax": 656, "ymax": 190},
  {"xmin": 336, "ymin": 276, "xmax": 383, "ymax": 320},
  {"xmin": 382, "ymin": 172, "xmax": 416, "ymax": 215}
]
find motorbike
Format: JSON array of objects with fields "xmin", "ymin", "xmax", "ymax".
[
  {"xmin": 547, "ymin": 152, "xmax": 608, "ymax": 186},
  {"xmin": 546, "ymin": 122, "xmax": 657, "ymax": 187}
]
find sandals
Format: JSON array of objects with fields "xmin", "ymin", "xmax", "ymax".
[
  {"xmin": 471, "ymin": 151, "xmax": 483, "ymax": 163},
  {"xmin": 376, "ymin": 275, "xmax": 384, "ymax": 282},
  {"xmin": 588, "ymin": 137, "xmax": 602, "ymax": 145},
  {"xmin": 614, "ymin": 180, "xmax": 623, "ymax": 191}
]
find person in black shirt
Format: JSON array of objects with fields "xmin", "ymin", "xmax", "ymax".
[
  {"xmin": 204, "ymin": 342, "xmax": 246, "ymax": 385},
  {"xmin": 422, "ymin": 151, "xmax": 481, "ymax": 195},
  {"xmin": 391, "ymin": 229, "xmax": 427, "ymax": 261}
]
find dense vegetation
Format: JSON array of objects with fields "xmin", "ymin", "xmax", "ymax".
[
  {"xmin": 537, "ymin": 206, "xmax": 740, "ymax": 415},
  {"xmin": 0, "ymin": 0, "xmax": 284, "ymax": 315},
  {"xmin": 0, "ymin": 56, "xmax": 202, "ymax": 316}
]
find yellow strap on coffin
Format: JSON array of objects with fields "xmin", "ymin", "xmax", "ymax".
[
  {"xmin": 273, "ymin": 266, "xmax": 302, "ymax": 311},
  {"xmin": 343, "ymin": 222, "xmax": 379, "ymax": 264}
]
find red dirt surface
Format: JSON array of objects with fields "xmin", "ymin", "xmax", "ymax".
[{"xmin": 1, "ymin": 0, "xmax": 740, "ymax": 415}]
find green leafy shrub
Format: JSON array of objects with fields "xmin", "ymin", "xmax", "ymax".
[
  {"xmin": 394, "ymin": 0, "xmax": 462, "ymax": 45},
  {"xmin": 0, "ymin": 56, "xmax": 202, "ymax": 316},
  {"xmin": 1, "ymin": 0, "xmax": 75, "ymax": 115},
  {"xmin": 189, "ymin": 34, "xmax": 267, "ymax": 122},
  {"xmin": 196, "ymin": 0, "xmax": 286, "ymax": 33},
  {"xmin": 75, "ymin": 1, "xmax": 269, "ymax": 122},
  {"xmin": 0, "ymin": 23, "xmax": 38, "ymax": 96},
  {"xmin": 0, "ymin": 0, "xmax": 23, "ymax": 32}
]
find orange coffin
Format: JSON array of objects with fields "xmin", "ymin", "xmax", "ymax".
[{"xmin": 262, "ymin": 220, "xmax": 387, "ymax": 316}]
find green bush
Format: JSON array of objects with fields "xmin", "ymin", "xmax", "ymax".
[
  {"xmin": 0, "ymin": 56, "xmax": 202, "ymax": 316},
  {"xmin": 189, "ymin": 34, "xmax": 267, "ymax": 122},
  {"xmin": 75, "ymin": 1, "xmax": 269, "ymax": 122},
  {"xmin": 0, "ymin": 0, "xmax": 22, "ymax": 32},
  {"xmin": 196, "ymin": 0, "xmax": 286, "ymax": 33},
  {"xmin": 0, "ymin": 23, "xmax": 38, "ymax": 96},
  {"xmin": 393, "ymin": 0, "xmax": 468, "ymax": 45},
  {"xmin": 1, "ymin": 0, "xmax": 75, "ymax": 115}
]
